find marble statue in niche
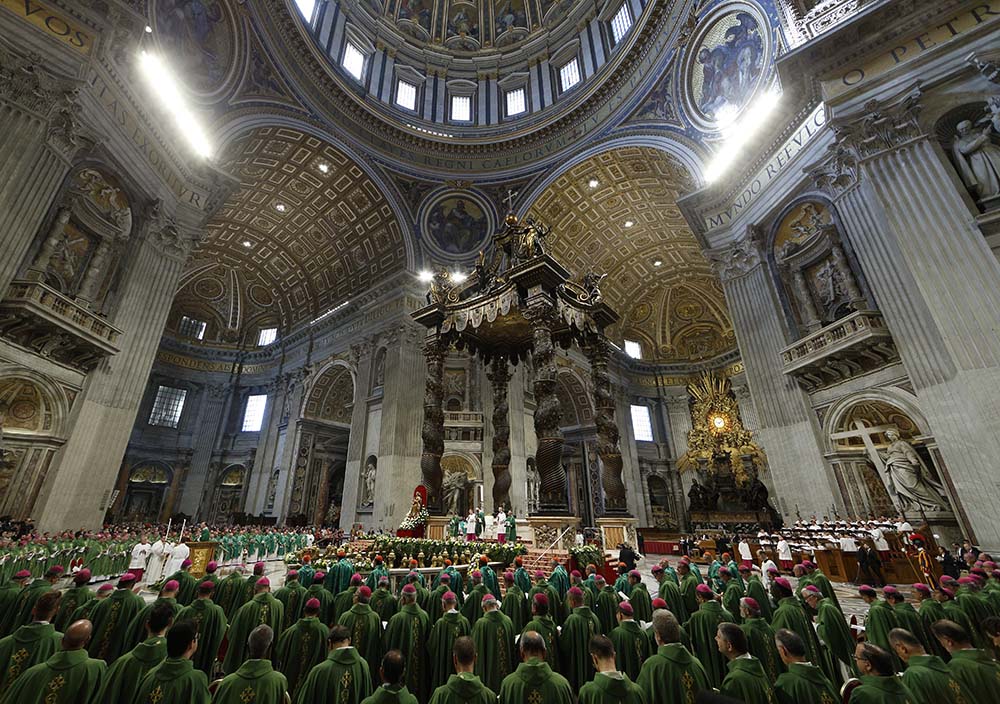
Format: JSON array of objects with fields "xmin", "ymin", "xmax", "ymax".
[
  {"xmin": 814, "ymin": 259, "xmax": 845, "ymax": 306},
  {"xmin": 880, "ymin": 430, "xmax": 950, "ymax": 512},
  {"xmin": 359, "ymin": 455, "xmax": 377, "ymax": 507},
  {"xmin": 443, "ymin": 468, "xmax": 469, "ymax": 514},
  {"xmin": 953, "ymin": 106, "xmax": 1000, "ymax": 205},
  {"xmin": 526, "ymin": 457, "xmax": 539, "ymax": 512}
]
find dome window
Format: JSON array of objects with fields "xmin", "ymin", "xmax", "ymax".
[
  {"xmin": 451, "ymin": 94, "xmax": 472, "ymax": 122},
  {"xmin": 395, "ymin": 80, "xmax": 418, "ymax": 112},
  {"xmin": 342, "ymin": 41, "xmax": 366, "ymax": 82},
  {"xmin": 559, "ymin": 57, "xmax": 581, "ymax": 92},
  {"xmin": 611, "ymin": 3, "xmax": 634, "ymax": 45},
  {"xmin": 505, "ymin": 87, "xmax": 527, "ymax": 117}
]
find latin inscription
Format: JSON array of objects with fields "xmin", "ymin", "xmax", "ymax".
[{"xmin": 0, "ymin": 0, "xmax": 93, "ymax": 54}]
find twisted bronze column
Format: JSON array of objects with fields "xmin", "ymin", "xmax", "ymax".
[
  {"xmin": 488, "ymin": 356, "xmax": 511, "ymax": 509},
  {"xmin": 420, "ymin": 334, "xmax": 446, "ymax": 513},
  {"xmin": 527, "ymin": 304, "xmax": 567, "ymax": 512},
  {"xmin": 586, "ymin": 333, "xmax": 627, "ymax": 513}
]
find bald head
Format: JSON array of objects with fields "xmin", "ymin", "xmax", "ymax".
[
  {"xmin": 63, "ymin": 620, "xmax": 92, "ymax": 650},
  {"xmin": 520, "ymin": 630, "xmax": 546, "ymax": 660},
  {"xmin": 248, "ymin": 624, "xmax": 274, "ymax": 659}
]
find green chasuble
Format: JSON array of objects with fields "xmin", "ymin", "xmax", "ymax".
[
  {"xmin": 629, "ymin": 583, "xmax": 653, "ymax": 623},
  {"xmin": 365, "ymin": 565, "xmax": 390, "ymax": 591},
  {"xmin": 133, "ymin": 656, "xmax": 209, "ymax": 704},
  {"xmin": 636, "ymin": 643, "xmax": 710, "ymax": 704},
  {"xmin": 720, "ymin": 656, "xmax": 775, "ymax": 704},
  {"xmin": 339, "ymin": 603, "xmax": 384, "ymax": 679},
  {"xmin": 549, "ymin": 565, "xmax": 570, "ymax": 600},
  {"xmin": 614, "ymin": 573, "xmax": 632, "ymax": 598},
  {"xmin": 0, "ymin": 622, "xmax": 63, "ymax": 695},
  {"xmin": 382, "ymin": 603, "xmax": 430, "ymax": 702},
  {"xmin": 811, "ymin": 571, "xmax": 841, "ymax": 611},
  {"xmin": 360, "ymin": 683, "xmax": 419, "ymax": 704},
  {"xmin": 679, "ymin": 574, "xmax": 699, "ymax": 619},
  {"xmin": 427, "ymin": 611, "xmax": 471, "ymax": 692},
  {"xmin": 497, "ymin": 658, "xmax": 573, "ymax": 704},
  {"xmin": 559, "ymin": 605, "xmax": 601, "ymax": 690},
  {"xmin": 513, "ymin": 567, "xmax": 532, "ymax": 595},
  {"xmin": 946, "ymin": 648, "xmax": 1000, "ymax": 701},
  {"xmin": 500, "ymin": 585, "xmax": 528, "ymax": 634},
  {"xmin": 214, "ymin": 572, "xmax": 246, "ymax": 620},
  {"xmin": 815, "ymin": 598, "xmax": 857, "ymax": 685},
  {"xmin": 657, "ymin": 579, "xmax": 688, "ymax": 622},
  {"xmin": 123, "ymin": 597, "xmax": 181, "ymax": 653},
  {"xmin": 176, "ymin": 597, "xmax": 228, "ymax": 676},
  {"xmin": 917, "ymin": 600, "xmax": 951, "ymax": 661},
  {"xmin": 334, "ymin": 587, "xmax": 359, "ymax": 624},
  {"xmin": 745, "ymin": 577, "xmax": 773, "ymax": 622},
  {"xmin": 847, "ymin": 674, "xmax": 914, "ymax": 704},
  {"xmin": 162, "ymin": 570, "xmax": 198, "ymax": 605},
  {"xmin": 328, "ymin": 559, "xmax": 356, "ymax": 596},
  {"xmin": 54, "ymin": 586, "xmax": 93, "ymax": 632},
  {"xmin": 528, "ymin": 584, "xmax": 563, "ymax": 625},
  {"xmin": 595, "ymin": 586, "xmax": 620, "ymax": 635},
  {"xmin": 685, "ymin": 600, "xmax": 734, "ymax": 689},
  {"xmin": 8, "ymin": 580, "xmax": 51, "ymax": 634},
  {"xmin": 88, "ymin": 587, "xmax": 145, "ymax": 662},
  {"xmin": 742, "ymin": 617, "xmax": 785, "ymax": 684},
  {"xmin": 371, "ymin": 588, "xmax": 398, "ymax": 624},
  {"xmin": 774, "ymin": 662, "xmax": 839, "ymax": 704},
  {"xmin": 578, "ymin": 671, "xmax": 646, "ymax": 704},
  {"xmin": 275, "ymin": 580, "xmax": 308, "ymax": 631},
  {"xmin": 771, "ymin": 597, "xmax": 822, "ymax": 667},
  {"xmin": 900, "ymin": 654, "xmax": 968, "ymax": 704},
  {"xmin": 0, "ymin": 648, "xmax": 105, "ymax": 704},
  {"xmin": 471, "ymin": 609, "xmax": 516, "ymax": 694},
  {"xmin": 521, "ymin": 615, "xmax": 560, "ymax": 669},
  {"xmin": 942, "ymin": 601, "xmax": 977, "ymax": 650},
  {"xmin": 722, "ymin": 580, "xmax": 745, "ymax": 625},
  {"xmin": 954, "ymin": 590, "xmax": 992, "ymax": 648},
  {"xmin": 863, "ymin": 600, "xmax": 899, "ymax": 657},
  {"xmin": 429, "ymin": 672, "xmax": 495, "ymax": 704},
  {"xmin": 462, "ymin": 585, "xmax": 489, "ymax": 626},
  {"xmin": 611, "ymin": 620, "xmax": 651, "ymax": 681},
  {"xmin": 67, "ymin": 595, "xmax": 102, "ymax": 625},
  {"xmin": 293, "ymin": 646, "xmax": 372, "ymax": 704},
  {"xmin": 892, "ymin": 602, "xmax": 930, "ymax": 652},
  {"xmin": 213, "ymin": 658, "xmax": 288, "ymax": 704},
  {"xmin": 223, "ymin": 593, "xmax": 284, "ymax": 675},
  {"xmin": 305, "ymin": 584, "xmax": 335, "ymax": 625},
  {"xmin": 96, "ymin": 635, "xmax": 166, "ymax": 704},
  {"xmin": 481, "ymin": 565, "xmax": 501, "ymax": 599},
  {"xmin": 275, "ymin": 616, "xmax": 329, "ymax": 698}
]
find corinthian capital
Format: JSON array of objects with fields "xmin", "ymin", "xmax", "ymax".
[
  {"xmin": 707, "ymin": 237, "xmax": 762, "ymax": 282},
  {"xmin": 145, "ymin": 199, "xmax": 201, "ymax": 259},
  {"xmin": 834, "ymin": 83, "xmax": 924, "ymax": 158}
]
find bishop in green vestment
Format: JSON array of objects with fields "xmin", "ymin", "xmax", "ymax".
[
  {"xmin": 720, "ymin": 569, "xmax": 744, "ymax": 625},
  {"xmin": 176, "ymin": 581, "xmax": 228, "ymax": 677},
  {"xmin": 223, "ymin": 578, "xmax": 284, "ymax": 675},
  {"xmin": 521, "ymin": 593, "xmax": 560, "ymax": 669},
  {"xmin": 0, "ymin": 591, "xmax": 63, "ymax": 696},
  {"xmin": 850, "ymin": 642, "xmax": 913, "ymax": 704},
  {"xmin": 803, "ymin": 587, "xmax": 856, "ymax": 685},
  {"xmin": 96, "ymin": 602, "xmax": 171, "ymax": 704},
  {"xmin": 931, "ymin": 619, "xmax": 1000, "ymax": 702},
  {"xmin": 372, "ymin": 578, "xmax": 398, "ymax": 623},
  {"xmin": 610, "ymin": 602, "xmax": 651, "ymax": 681},
  {"xmin": 7, "ymin": 569, "xmax": 58, "ymax": 635},
  {"xmin": 275, "ymin": 570, "xmax": 308, "ymax": 632},
  {"xmin": 275, "ymin": 598, "xmax": 329, "ymax": 698},
  {"xmin": 771, "ymin": 578, "xmax": 823, "ymax": 667},
  {"xmin": 774, "ymin": 627, "xmax": 839, "ymax": 704},
  {"xmin": 429, "ymin": 635, "xmax": 495, "ymax": 704},
  {"xmin": 427, "ymin": 593, "xmax": 471, "ymax": 692},
  {"xmin": 212, "ymin": 624, "xmax": 288, "ymax": 704},
  {"xmin": 859, "ymin": 586, "xmax": 899, "ymax": 665},
  {"xmin": 327, "ymin": 552, "xmax": 356, "ymax": 596},
  {"xmin": 578, "ymin": 635, "xmax": 646, "ymax": 704},
  {"xmin": 0, "ymin": 573, "xmax": 30, "ymax": 637},
  {"xmin": 513, "ymin": 559, "xmax": 532, "ymax": 595},
  {"xmin": 613, "ymin": 564, "xmax": 632, "ymax": 598},
  {"xmin": 214, "ymin": 569, "xmax": 247, "ymax": 620},
  {"xmin": 652, "ymin": 567, "xmax": 688, "ymax": 622},
  {"xmin": 305, "ymin": 572, "xmax": 335, "ymax": 625},
  {"xmin": 740, "ymin": 598, "xmax": 784, "ymax": 684},
  {"xmin": 677, "ymin": 562, "xmax": 699, "ymax": 618},
  {"xmin": 366, "ymin": 557, "xmax": 390, "ymax": 591},
  {"xmin": 462, "ymin": 572, "xmax": 489, "ymax": 627},
  {"xmin": 743, "ymin": 571, "xmax": 773, "ymax": 622},
  {"xmin": 528, "ymin": 572, "xmax": 563, "ymax": 625},
  {"xmin": 685, "ymin": 584, "xmax": 734, "ymax": 689},
  {"xmin": 381, "ymin": 585, "xmax": 430, "ymax": 702},
  {"xmin": 334, "ymin": 575, "xmax": 364, "ymax": 624},
  {"xmin": 362, "ymin": 650, "xmax": 419, "ymax": 704},
  {"xmin": 497, "ymin": 631, "xmax": 573, "ymax": 704},
  {"xmin": 717, "ymin": 623, "xmax": 775, "ymax": 704},
  {"xmin": 478, "ymin": 557, "xmax": 501, "ymax": 599},
  {"xmin": 54, "ymin": 571, "xmax": 94, "ymax": 632},
  {"xmin": 636, "ymin": 610, "xmax": 710, "ymax": 704},
  {"xmin": 913, "ymin": 585, "xmax": 951, "ymax": 660},
  {"xmin": 122, "ymin": 582, "xmax": 181, "ymax": 654},
  {"xmin": 886, "ymin": 591, "xmax": 930, "ymax": 651},
  {"xmin": 293, "ymin": 625, "xmax": 373, "ymax": 704},
  {"xmin": 549, "ymin": 560, "xmax": 570, "ymax": 600},
  {"xmin": 0, "ymin": 621, "xmax": 105, "ymax": 704},
  {"xmin": 889, "ymin": 628, "xmax": 968, "ymax": 704},
  {"xmin": 162, "ymin": 560, "xmax": 198, "ymax": 605},
  {"xmin": 593, "ymin": 577, "xmax": 620, "ymax": 635},
  {"xmin": 471, "ymin": 596, "xmax": 515, "ymax": 694},
  {"xmin": 560, "ymin": 588, "xmax": 601, "ymax": 690},
  {"xmin": 500, "ymin": 572, "xmax": 528, "ymax": 633},
  {"xmin": 626, "ymin": 572, "xmax": 652, "ymax": 623},
  {"xmin": 340, "ymin": 586, "xmax": 385, "ymax": 682},
  {"xmin": 426, "ymin": 574, "xmax": 453, "ymax": 625},
  {"xmin": 88, "ymin": 573, "xmax": 145, "ymax": 662},
  {"xmin": 133, "ymin": 620, "xmax": 210, "ymax": 704}
]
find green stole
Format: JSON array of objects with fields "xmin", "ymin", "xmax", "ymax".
[
  {"xmin": 382, "ymin": 602, "xmax": 430, "ymax": 702},
  {"xmin": 578, "ymin": 671, "xmax": 645, "ymax": 704},
  {"xmin": 773, "ymin": 661, "xmax": 838, "ymax": 704},
  {"xmin": 686, "ymin": 600, "xmax": 735, "ymax": 689},
  {"xmin": 213, "ymin": 658, "xmax": 288, "ymax": 704},
  {"xmin": 900, "ymin": 654, "xmax": 968, "ymax": 704},
  {"xmin": 222, "ymin": 592, "xmax": 284, "ymax": 675},
  {"xmin": 0, "ymin": 622, "xmax": 62, "ymax": 695},
  {"xmin": 274, "ymin": 616, "xmax": 328, "ymax": 697},
  {"xmin": 496, "ymin": 658, "xmax": 573, "ymax": 704},
  {"xmin": 427, "ymin": 610, "xmax": 471, "ymax": 692},
  {"xmin": 742, "ymin": 617, "xmax": 785, "ymax": 683},
  {"xmin": 559, "ymin": 606, "xmax": 601, "ymax": 690},
  {"xmin": 610, "ymin": 619, "xmax": 651, "ymax": 681},
  {"xmin": 635, "ymin": 643, "xmax": 710, "ymax": 704},
  {"xmin": 337, "ymin": 603, "xmax": 384, "ymax": 679},
  {"xmin": 0, "ymin": 648, "xmax": 106, "ymax": 704},
  {"xmin": 294, "ymin": 647, "xmax": 372, "ymax": 704},
  {"xmin": 133, "ymin": 656, "xmax": 210, "ymax": 704},
  {"xmin": 96, "ymin": 635, "xmax": 166, "ymax": 704},
  {"xmin": 471, "ymin": 609, "xmax": 515, "ymax": 694},
  {"xmin": 176, "ymin": 597, "xmax": 227, "ymax": 676},
  {"xmin": 720, "ymin": 656, "xmax": 774, "ymax": 704},
  {"xmin": 428, "ymin": 672, "xmax": 495, "ymax": 704}
]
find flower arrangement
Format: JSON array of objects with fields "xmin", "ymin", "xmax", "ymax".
[
  {"xmin": 285, "ymin": 535, "xmax": 526, "ymax": 570},
  {"xmin": 398, "ymin": 505, "xmax": 429, "ymax": 530},
  {"xmin": 570, "ymin": 544, "xmax": 604, "ymax": 569}
]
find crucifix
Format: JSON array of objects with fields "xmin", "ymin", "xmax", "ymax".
[{"xmin": 503, "ymin": 189, "xmax": 518, "ymax": 214}]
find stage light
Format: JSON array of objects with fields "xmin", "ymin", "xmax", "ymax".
[
  {"xmin": 418, "ymin": 270, "xmax": 434, "ymax": 282},
  {"xmin": 138, "ymin": 50, "xmax": 213, "ymax": 158},
  {"xmin": 704, "ymin": 88, "xmax": 781, "ymax": 183},
  {"xmin": 275, "ymin": 203, "xmax": 287, "ymax": 212},
  {"xmin": 144, "ymin": 25, "xmax": 153, "ymax": 33},
  {"xmin": 318, "ymin": 163, "xmax": 329, "ymax": 173}
]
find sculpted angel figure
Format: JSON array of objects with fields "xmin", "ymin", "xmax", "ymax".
[{"xmin": 880, "ymin": 429, "xmax": 950, "ymax": 511}]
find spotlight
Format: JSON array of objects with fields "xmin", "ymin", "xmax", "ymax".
[
  {"xmin": 318, "ymin": 163, "xmax": 329, "ymax": 173},
  {"xmin": 653, "ymin": 260, "xmax": 662, "ymax": 267},
  {"xmin": 275, "ymin": 203, "xmax": 287, "ymax": 212},
  {"xmin": 144, "ymin": 25, "xmax": 153, "ymax": 33},
  {"xmin": 242, "ymin": 240, "xmax": 252, "ymax": 248},
  {"xmin": 624, "ymin": 220, "xmax": 634, "ymax": 228},
  {"xmin": 588, "ymin": 179, "xmax": 599, "ymax": 188}
]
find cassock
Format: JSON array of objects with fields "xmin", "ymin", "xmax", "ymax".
[
  {"xmin": 371, "ymin": 587, "xmax": 398, "ymax": 623},
  {"xmin": 628, "ymin": 583, "xmax": 653, "ymax": 623},
  {"xmin": 132, "ymin": 656, "xmax": 209, "ymax": 704},
  {"xmin": 382, "ymin": 603, "xmax": 430, "ymax": 702},
  {"xmin": 744, "ymin": 577, "xmax": 773, "ymax": 622},
  {"xmin": 162, "ymin": 570, "xmax": 198, "ymax": 605},
  {"xmin": 428, "ymin": 672, "xmax": 495, "ymax": 704},
  {"xmin": 559, "ymin": 606, "xmax": 601, "ymax": 690},
  {"xmin": 847, "ymin": 674, "xmax": 913, "ymax": 704},
  {"xmin": 359, "ymin": 683, "xmax": 418, "ymax": 704},
  {"xmin": 771, "ymin": 597, "xmax": 823, "ymax": 667},
  {"xmin": 54, "ymin": 586, "xmax": 93, "ymax": 632},
  {"xmin": 176, "ymin": 598, "xmax": 228, "ymax": 676},
  {"xmin": 500, "ymin": 585, "xmax": 527, "ymax": 633},
  {"xmin": 815, "ymin": 598, "xmax": 856, "ymax": 685},
  {"xmin": 223, "ymin": 593, "xmax": 284, "ymax": 675},
  {"xmin": 497, "ymin": 658, "xmax": 573, "ymax": 704},
  {"xmin": 0, "ymin": 648, "xmax": 105, "ymax": 704},
  {"xmin": 275, "ymin": 615, "xmax": 329, "ymax": 698},
  {"xmin": 213, "ymin": 659, "xmax": 288, "ymax": 704},
  {"xmin": 719, "ymin": 656, "xmax": 774, "ymax": 704},
  {"xmin": 471, "ymin": 609, "xmax": 515, "ymax": 694},
  {"xmin": 123, "ymin": 597, "xmax": 180, "ymax": 654},
  {"xmin": 741, "ymin": 617, "xmax": 785, "ymax": 684},
  {"xmin": 656, "ymin": 579, "xmax": 688, "ymax": 622},
  {"xmin": 339, "ymin": 603, "xmax": 384, "ymax": 680},
  {"xmin": 774, "ymin": 661, "xmax": 839, "ymax": 704},
  {"xmin": 577, "ymin": 671, "xmax": 645, "ymax": 704},
  {"xmin": 0, "ymin": 622, "xmax": 62, "ymax": 694},
  {"xmin": 900, "ymin": 654, "xmax": 968, "ymax": 704},
  {"xmin": 610, "ymin": 620, "xmax": 651, "ymax": 681},
  {"xmin": 214, "ymin": 572, "xmax": 246, "ymax": 620},
  {"xmin": 275, "ymin": 580, "xmax": 308, "ymax": 631},
  {"xmin": 462, "ymin": 586, "xmax": 489, "ymax": 626},
  {"xmin": 88, "ymin": 587, "xmax": 145, "ymax": 662},
  {"xmin": 95, "ymin": 635, "xmax": 166, "ymax": 704},
  {"xmin": 427, "ymin": 611, "xmax": 471, "ymax": 692},
  {"xmin": 685, "ymin": 600, "xmax": 734, "ymax": 689},
  {"xmin": 635, "ymin": 643, "xmax": 710, "ymax": 704},
  {"xmin": 946, "ymin": 649, "xmax": 1000, "ymax": 702},
  {"xmin": 293, "ymin": 646, "xmax": 372, "ymax": 704},
  {"xmin": 521, "ymin": 615, "xmax": 560, "ymax": 669}
]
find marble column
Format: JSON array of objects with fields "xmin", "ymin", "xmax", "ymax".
[
  {"xmin": 33, "ymin": 213, "xmax": 196, "ymax": 531},
  {"xmin": 809, "ymin": 89, "xmax": 1000, "ymax": 547},
  {"xmin": 341, "ymin": 342, "xmax": 374, "ymax": 528},
  {"xmin": 76, "ymin": 239, "xmax": 112, "ymax": 304},
  {"xmin": 487, "ymin": 357, "xmax": 512, "ymax": 509},
  {"xmin": 180, "ymin": 384, "xmax": 228, "ymax": 518},
  {"xmin": 665, "ymin": 393, "xmax": 693, "ymax": 531},
  {"xmin": 0, "ymin": 51, "xmax": 82, "ymax": 297},
  {"xmin": 586, "ymin": 334, "xmax": 627, "ymax": 513},
  {"xmin": 710, "ymin": 238, "xmax": 840, "ymax": 520},
  {"xmin": 417, "ymin": 329, "xmax": 446, "ymax": 514}
]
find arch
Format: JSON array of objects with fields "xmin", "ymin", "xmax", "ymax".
[
  {"xmin": 127, "ymin": 461, "xmax": 173, "ymax": 485},
  {"xmin": 556, "ymin": 368, "xmax": 593, "ymax": 427},
  {"xmin": 303, "ymin": 359, "xmax": 357, "ymax": 424},
  {"xmin": 220, "ymin": 463, "xmax": 246, "ymax": 486},
  {"xmin": 441, "ymin": 451, "xmax": 482, "ymax": 481},
  {"xmin": 0, "ymin": 365, "xmax": 72, "ymax": 440},
  {"xmin": 822, "ymin": 387, "xmax": 930, "ymax": 452},
  {"xmin": 647, "ymin": 474, "xmax": 670, "ymax": 507}
]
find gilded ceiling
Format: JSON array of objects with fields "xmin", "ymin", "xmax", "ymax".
[
  {"xmin": 528, "ymin": 147, "xmax": 735, "ymax": 362},
  {"xmin": 171, "ymin": 127, "xmax": 407, "ymax": 340}
]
